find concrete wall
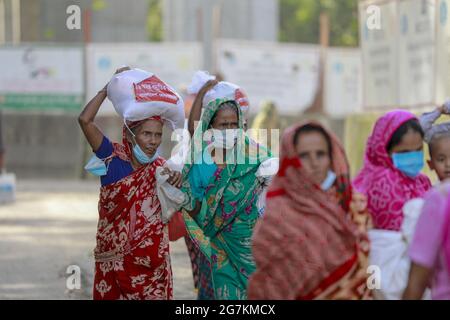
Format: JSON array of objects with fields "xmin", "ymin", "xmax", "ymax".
[
  {"xmin": 163, "ymin": 0, "xmax": 279, "ymax": 42},
  {"xmin": 1, "ymin": 109, "xmax": 346, "ymax": 180},
  {"xmin": 1, "ymin": 111, "xmax": 180, "ymax": 179},
  {"xmin": 1, "ymin": 110, "xmax": 85, "ymax": 179},
  {"xmin": 90, "ymin": 0, "xmax": 150, "ymax": 42},
  {"xmin": 16, "ymin": 0, "xmax": 149, "ymax": 43}
]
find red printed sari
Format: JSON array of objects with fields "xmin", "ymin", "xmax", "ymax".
[
  {"xmin": 248, "ymin": 121, "xmax": 371, "ymax": 300},
  {"xmin": 93, "ymin": 120, "xmax": 173, "ymax": 300}
]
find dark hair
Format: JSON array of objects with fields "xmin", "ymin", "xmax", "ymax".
[
  {"xmin": 386, "ymin": 119, "xmax": 424, "ymax": 153},
  {"xmin": 428, "ymin": 132, "xmax": 450, "ymax": 158},
  {"xmin": 209, "ymin": 101, "xmax": 239, "ymax": 127},
  {"xmin": 293, "ymin": 124, "xmax": 332, "ymax": 156},
  {"xmin": 131, "ymin": 124, "xmax": 141, "ymax": 135},
  {"xmin": 429, "ymin": 138, "xmax": 437, "ymax": 158}
]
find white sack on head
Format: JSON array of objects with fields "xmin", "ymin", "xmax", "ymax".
[{"xmin": 107, "ymin": 68, "xmax": 185, "ymax": 130}]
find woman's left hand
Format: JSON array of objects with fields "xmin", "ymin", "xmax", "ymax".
[{"xmin": 161, "ymin": 167, "xmax": 183, "ymax": 188}]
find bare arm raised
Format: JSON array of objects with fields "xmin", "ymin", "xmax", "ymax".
[{"xmin": 78, "ymin": 66, "xmax": 131, "ymax": 151}]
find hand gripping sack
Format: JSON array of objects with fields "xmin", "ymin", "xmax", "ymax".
[
  {"xmin": 203, "ymin": 82, "xmax": 249, "ymax": 117},
  {"xmin": 187, "ymin": 71, "xmax": 250, "ymax": 117}
]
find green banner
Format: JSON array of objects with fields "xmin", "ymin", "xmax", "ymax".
[{"xmin": 0, "ymin": 93, "xmax": 83, "ymax": 110}]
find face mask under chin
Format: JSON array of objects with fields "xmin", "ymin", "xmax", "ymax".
[
  {"xmin": 320, "ymin": 170, "xmax": 337, "ymax": 191},
  {"xmin": 131, "ymin": 138, "xmax": 158, "ymax": 165}
]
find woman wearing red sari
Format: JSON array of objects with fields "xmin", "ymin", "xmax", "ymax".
[
  {"xmin": 248, "ymin": 121, "xmax": 371, "ymax": 300},
  {"xmin": 78, "ymin": 67, "xmax": 182, "ymax": 300}
]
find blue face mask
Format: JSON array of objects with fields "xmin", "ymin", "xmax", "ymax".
[
  {"xmin": 124, "ymin": 120, "xmax": 159, "ymax": 165},
  {"xmin": 392, "ymin": 151, "xmax": 424, "ymax": 178},
  {"xmin": 84, "ymin": 155, "xmax": 109, "ymax": 176},
  {"xmin": 132, "ymin": 143, "xmax": 159, "ymax": 164},
  {"xmin": 321, "ymin": 170, "xmax": 337, "ymax": 191}
]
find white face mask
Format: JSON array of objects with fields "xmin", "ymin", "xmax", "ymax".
[
  {"xmin": 321, "ymin": 170, "xmax": 337, "ymax": 191},
  {"xmin": 208, "ymin": 129, "xmax": 238, "ymax": 149},
  {"xmin": 84, "ymin": 154, "xmax": 109, "ymax": 176}
]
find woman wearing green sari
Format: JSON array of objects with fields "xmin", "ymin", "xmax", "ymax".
[{"xmin": 180, "ymin": 97, "xmax": 274, "ymax": 300}]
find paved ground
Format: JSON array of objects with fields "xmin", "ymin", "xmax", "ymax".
[{"xmin": 0, "ymin": 179, "xmax": 196, "ymax": 300}]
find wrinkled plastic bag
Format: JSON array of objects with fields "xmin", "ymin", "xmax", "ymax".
[
  {"xmin": 255, "ymin": 157, "xmax": 279, "ymax": 217},
  {"xmin": 164, "ymin": 121, "xmax": 191, "ymax": 172},
  {"xmin": 419, "ymin": 100, "xmax": 450, "ymax": 143},
  {"xmin": 155, "ymin": 166, "xmax": 186, "ymax": 224},
  {"xmin": 107, "ymin": 68, "xmax": 185, "ymax": 130},
  {"xmin": 368, "ymin": 198, "xmax": 431, "ymax": 300},
  {"xmin": 187, "ymin": 71, "xmax": 216, "ymax": 95},
  {"xmin": 187, "ymin": 71, "xmax": 249, "ymax": 117}
]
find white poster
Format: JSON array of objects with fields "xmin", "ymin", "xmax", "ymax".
[
  {"xmin": 216, "ymin": 40, "xmax": 321, "ymax": 115},
  {"xmin": 398, "ymin": 0, "xmax": 436, "ymax": 106},
  {"xmin": 360, "ymin": 0, "xmax": 399, "ymax": 108},
  {"xmin": 324, "ymin": 48, "xmax": 363, "ymax": 117},
  {"xmin": 0, "ymin": 46, "xmax": 84, "ymax": 110},
  {"xmin": 86, "ymin": 42, "xmax": 202, "ymax": 115},
  {"xmin": 435, "ymin": 0, "xmax": 450, "ymax": 104}
]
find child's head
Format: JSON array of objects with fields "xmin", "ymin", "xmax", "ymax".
[
  {"xmin": 350, "ymin": 192, "xmax": 368, "ymax": 213},
  {"xmin": 427, "ymin": 133, "xmax": 450, "ymax": 181}
]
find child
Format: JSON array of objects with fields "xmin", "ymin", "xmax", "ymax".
[
  {"xmin": 403, "ymin": 182, "xmax": 450, "ymax": 299},
  {"xmin": 420, "ymin": 103, "xmax": 450, "ymax": 182},
  {"xmin": 403, "ymin": 104, "xmax": 450, "ymax": 299}
]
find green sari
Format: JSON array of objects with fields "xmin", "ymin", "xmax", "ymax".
[{"xmin": 181, "ymin": 98, "xmax": 271, "ymax": 300}]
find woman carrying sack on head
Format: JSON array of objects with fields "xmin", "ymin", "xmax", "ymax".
[
  {"xmin": 78, "ymin": 67, "xmax": 183, "ymax": 300},
  {"xmin": 179, "ymin": 96, "xmax": 276, "ymax": 300}
]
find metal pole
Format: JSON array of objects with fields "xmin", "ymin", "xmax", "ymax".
[
  {"xmin": 211, "ymin": 1, "xmax": 222, "ymax": 73},
  {"xmin": 0, "ymin": 0, "xmax": 5, "ymax": 44},
  {"xmin": 83, "ymin": 8, "xmax": 91, "ymax": 43},
  {"xmin": 202, "ymin": 0, "xmax": 213, "ymax": 71},
  {"xmin": 11, "ymin": 0, "xmax": 20, "ymax": 44}
]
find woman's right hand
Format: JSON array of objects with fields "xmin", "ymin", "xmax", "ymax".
[
  {"xmin": 114, "ymin": 66, "xmax": 131, "ymax": 75},
  {"xmin": 188, "ymin": 79, "xmax": 219, "ymax": 136},
  {"xmin": 199, "ymin": 79, "xmax": 218, "ymax": 94},
  {"xmin": 438, "ymin": 100, "xmax": 450, "ymax": 114},
  {"xmin": 101, "ymin": 66, "xmax": 132, "ymax": 92}
]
